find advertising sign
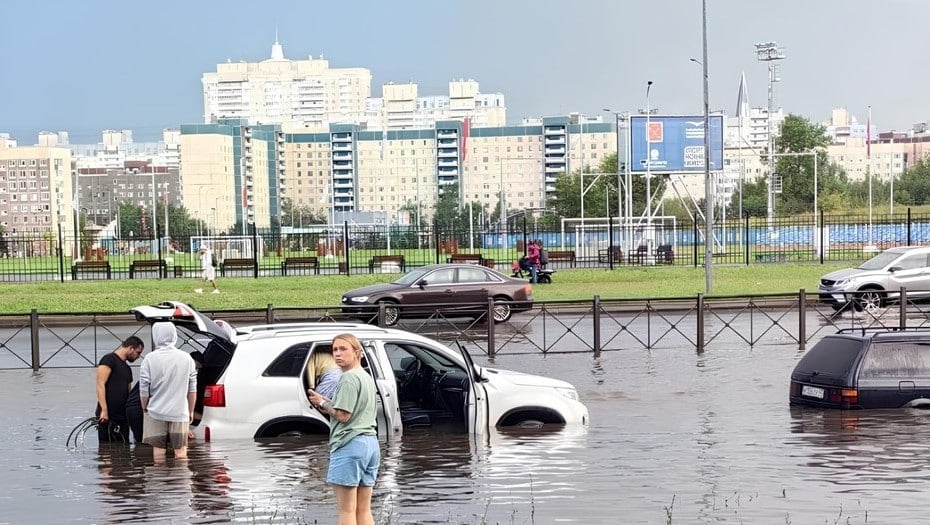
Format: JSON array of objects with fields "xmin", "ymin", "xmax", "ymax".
[{"xmin": 629, "ymin": 115, "xmax": 724, "ymax": 173}]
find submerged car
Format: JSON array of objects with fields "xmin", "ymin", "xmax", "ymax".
[
  {"xmin": 790, "ymin": 328, "xmax": 930, "ymax": 409},
  {"xmin": 132, "ymin": 301, "xmax": 587, "ymax": 441},
  {"xmin": 341, "ymin": 263, "xmax": 534, "ymax": 325},
  {"xmin": 818, "ymin": 246, "xmax": 930, "ymax": 312}
]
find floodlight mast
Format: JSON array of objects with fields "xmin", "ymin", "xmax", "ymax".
[{"xmin": 755, "ymin": 41, "xmax": 786, "ymax": 232}]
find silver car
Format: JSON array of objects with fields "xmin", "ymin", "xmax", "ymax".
[{"xmin": 819, "ymin": 246, "xmax": 930, "ymax": 312}]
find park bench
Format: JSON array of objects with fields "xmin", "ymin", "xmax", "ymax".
[
  {"xmin": 754, "ymin": 251, "xmax": 791, "ymax": 263},
  {"xmin": 281, "ymin": 256, "xmax": 320, "ymax": 275},
  {"xmin": 369, "ymin": 255, "xmax": 405, "ymax": 273},
  {"xmin": 128, "ymin": 259, "xmax": 168, "ymax": 279},
  {"xmin": 448, "ymin": 253, "xmax": 484, "ymax": 265},
  {"xmin": 546, "ymin": 250, "xmax": 576, "ymax": 267},
  {"xmin": 630, "ymin": 245, "xmax": 649, "ymax": 264},
  {"xmin": 655, "ymin": 244, "xmax": 675, "ymax": 264},
  {"xmin": 597, "ymin": 247, "xmax": 624, "ymax": 264},
  {"xmin": 71, "ymin": 260, "xmax": 111, "ymax": 280},
  {"xmin": 220, "ymin": 258, "xmax": 257, "ymax": 276}
]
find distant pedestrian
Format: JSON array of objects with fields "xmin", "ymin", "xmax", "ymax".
[
  {"xmin": 95, "ymin": 336, "xmax": 145, "ymax": 444},
  {"xmin": 527, "ymin": 240, "xmax": 541, "ymax": 284},
  {"xmin": 139, "ymin": 322, "xmax": 198, "ymax": 461},
  {"xmin": 308, "ymin": 333, "xmax": 379, "ymax": 525},
  {"xmin": 194, "ymin": 244, "xmax": 219, "ymax": 294}
]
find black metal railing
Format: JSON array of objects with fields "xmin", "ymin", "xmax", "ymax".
[
  {"xmin": 5, "ymin": 209, "xmax": 930, "ymax": 281},
  {"xmin": 4, "ymin": 290, "xmax": 927, "ymax": 370}
]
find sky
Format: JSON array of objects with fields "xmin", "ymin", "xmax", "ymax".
[{"xmin": 2, "ymin": 0, "xmax": 927, "ymax": 144}]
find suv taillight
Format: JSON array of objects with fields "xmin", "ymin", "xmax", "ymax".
[{"xmin": 203, "ymin": 384, "xmax": 226, "ymax": 407}]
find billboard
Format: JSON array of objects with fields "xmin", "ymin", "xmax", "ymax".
[{"xmin": 629, "ymin": 115, "xmax": 724, "ymax": 173}]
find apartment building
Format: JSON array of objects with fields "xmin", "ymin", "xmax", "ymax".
[
  {"xmin": 203, "ymin": 41, "xmax": 505, "ymax": 134},
  {"xmin": 181, "ymin": 116, "xmax": 613, "ymax": 228},
  {"xmin": 180, "ymin": 120, "xmax": 280, "ymax": 232},
  {"xmin": 202, "ymin": 40, "xmax": 372, "ymax": 130},
  {"xmin": 0, "ymin": 146, "xmax": 73, "ymax": 236},
  {"xmin": 75, "ymin": 163, "xmax": 181, "ymax": 228}
]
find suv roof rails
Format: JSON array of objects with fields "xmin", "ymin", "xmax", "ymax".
[
  {"xmin": 835, "ymin": 326, "xmax": 930, "ymax": 337},
  {"xmin": 241, "ymin": 322, "xmax": 374, "ymax": 333}
]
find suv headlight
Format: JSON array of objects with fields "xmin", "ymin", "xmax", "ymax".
[
  {"xmin": 832, "ymin": 279, "xmax": 849, "ymax": 287},
  {"xmin": 349, "ymin": 296, "xmax": 369, "ymax": 303},
  {"xmin": 555, "ymin": 387, "xmax": 579, "ymax": 401}
]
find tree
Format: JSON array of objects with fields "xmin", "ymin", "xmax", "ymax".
[
  {"xmin": 893, "ymin": 158, "xmax": 930, "ymax": 205},
  {"xmin": 771, "ymin": 114, "xmax": 837, "ymax": 215},
  {"xmin": 549, "ymin": 153, "xmax": 666, "ymax": 221}
]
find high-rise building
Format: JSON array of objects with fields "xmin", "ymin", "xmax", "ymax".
[
  {"xmin": 0, "ymin": 146, "xmax": 73, "ymax": 238},
  {"xmin": 202, "ymin": 40, "xmax": 372, "ymax": 130}
]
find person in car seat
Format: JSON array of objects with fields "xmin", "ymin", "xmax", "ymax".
[
  {"xmin": 307, "ymin": 333, "xmax": 379, "ymax": 525},
  {"xmin": 306, "ymin": 349, "xmax": 342, "ymax": 400}
]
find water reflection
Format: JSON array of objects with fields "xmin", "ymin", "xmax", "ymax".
[{"xmin": 788, "ymin": 406, "xmax": 930, "ymax": 489}]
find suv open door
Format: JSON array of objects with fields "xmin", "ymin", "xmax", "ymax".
[{"xmin": 455, "ymin": 341, "xmax": 489, "ymax": 435}]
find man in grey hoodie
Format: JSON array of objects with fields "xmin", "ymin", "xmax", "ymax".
[{"xmin": 139, "ymin": 322, "xmax": 198, "ymax": 461}]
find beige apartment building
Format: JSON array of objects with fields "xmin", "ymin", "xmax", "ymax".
[
  {"xmin": 202, "ymin": 40, "xmax": 372, "ymax": 130},
  {"xmin": 180, "ymin": 121, "xmax": 277, "ymax": 233},
  {"xmin": 203, "ymin": 40, "xmax": 505, "ymax": 134},
  {"xmin": 0, "ymin": 147, "xmax": 74, "ymax": 256}
]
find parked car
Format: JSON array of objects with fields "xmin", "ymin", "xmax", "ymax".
[
  {"xmin": 131, "ymin": 301, "xmax": 587, "ymax": 440},
  {"xmin": 341, "ymin": 263, "xmax": 534, "ymax": 325},
  {"xmin": 789, "ymin": 327, "xmax": 930, "ymax": 409},
  {"xmin": 818, "ymin": 246, "xmax": 930, "ymax": 312}
]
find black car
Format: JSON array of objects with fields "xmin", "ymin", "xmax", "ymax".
[
  {"xmin": 790, "ymin": 328, "xmax": 930, "ymax": 409},
  {"xmin": 341, "ymin": 263, "xmax": 534, "ymax": 326}
]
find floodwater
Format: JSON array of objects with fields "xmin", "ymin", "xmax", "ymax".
[{"xmin": 3, "ymin": 344, "xmax": 930, "ymax": 524}]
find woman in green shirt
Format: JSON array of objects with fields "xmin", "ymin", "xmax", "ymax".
[{"xmin": 308, "ymin": 333, "xmax": 379, "ymax": 525}]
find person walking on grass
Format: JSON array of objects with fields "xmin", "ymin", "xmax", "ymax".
[
  {"xmin": 194, "ymin": 244, "xmax": 219, "ymax": 294},
  {"xmin": 139, "ymin": 322, "xmax": 197, "ymax": 462},
  {"xmin": 308, "ymin": 333, "xmax": 379, "ymax": 525},
  {"xmin": 95, "ymin": 336, "xmax": 145, "ymax": 444}
]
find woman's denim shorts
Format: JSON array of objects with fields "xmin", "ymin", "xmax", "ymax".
[{"xmin": 327, "ymin": 434, "xmax": 380, "ymax": 487}]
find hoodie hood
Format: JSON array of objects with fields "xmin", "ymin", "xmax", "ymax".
[{"xmin": 152, "ymin": 322, "xmax": 179, "ymax": 351}]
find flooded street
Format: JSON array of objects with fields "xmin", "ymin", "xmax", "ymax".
[{"xmin": 3, "ymin": 344, "xmax": 929, "ymax": 524}]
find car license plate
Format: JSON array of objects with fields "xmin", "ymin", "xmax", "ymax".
[{"xmin": 801, "ymin": 385, "xmax": 825, "ymax": 399}]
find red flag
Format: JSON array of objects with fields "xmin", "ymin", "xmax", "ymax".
[
  {"xmin": 867, "ymin": 106, "xmax": 872, "ymax": 159},
  {"xmin": 460, "ymin": 116, "xmax": 470, "ymax": 162}
]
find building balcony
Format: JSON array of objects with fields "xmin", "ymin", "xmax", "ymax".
[
  {"xmin": 545, "ymin": 137, "xmax": 566, "ymax": 146},
  {"xmin": 545, "ymin": 146, "xmax": 566, "ymax": 154}
]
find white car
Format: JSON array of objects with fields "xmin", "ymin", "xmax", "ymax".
[{"xmin": 132, "ymin": 301, "xmax": 589, "ymax": 440}]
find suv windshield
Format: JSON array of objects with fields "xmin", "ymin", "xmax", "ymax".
[
  {"xmin": 858, "ymin": 251, "xmax": 902, "ymax": 270},
  {"xmin": 794, "ymin": 336, "xmax": 863, "ymax": 379}
]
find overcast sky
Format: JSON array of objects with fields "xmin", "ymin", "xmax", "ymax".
[{"xmin": 2, "ymin": 0, "xmax": 925, "ymax": 144}]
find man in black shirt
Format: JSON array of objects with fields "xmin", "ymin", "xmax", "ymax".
[{"xmin": 95, "ymin": 336, "xmax": 145, "ymax": 443}]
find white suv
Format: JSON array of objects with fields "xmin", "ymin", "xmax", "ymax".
[
  {"xmin": 132, "ymin": 301, "xmax": 589, "ymax": 440},
  {"xmin": 819, "ymin": 246, "xmax": 930, "ymax": 312}
]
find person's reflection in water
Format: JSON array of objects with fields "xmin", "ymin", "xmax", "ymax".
[{"xmin": 96, "ymin": 447, "xmax": 147, "ymax": 522}]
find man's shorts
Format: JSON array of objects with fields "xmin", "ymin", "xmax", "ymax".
[
  {"xmin": 202, "ymin": 267, "xmax": 216, "ymax": 281},
  {"xmin": 327, "ymin": 434, "xmax": 380, "ymax": 487},
  {"xmin": 142, "ymin": 413, "xmax": 189, "ymax": 450}
]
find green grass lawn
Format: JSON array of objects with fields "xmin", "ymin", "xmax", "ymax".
[{"xmin": 0, "ymin": 262, "xmax": 848, "ymax": 315}]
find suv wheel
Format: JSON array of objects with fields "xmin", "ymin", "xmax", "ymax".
[{"xmin": 855, "ymin": 288, "xmax": 885, "ymax": 313}]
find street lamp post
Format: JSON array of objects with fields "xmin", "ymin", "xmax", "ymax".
[
  {"xmin": 700, "ymin": 0, "xmax": 713, "ymax": 293},
  {"xmin": 645, "ymin": 81, "xmax": 654, "ymax": 249}
]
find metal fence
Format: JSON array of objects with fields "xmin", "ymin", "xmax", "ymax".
[
  {"xmin": 4, "ymin": 291, "xmax": 929, "ymax": 370},
  {"xmin": 4, "ymin": 209, "xmax": 930, "ymax": 281}
]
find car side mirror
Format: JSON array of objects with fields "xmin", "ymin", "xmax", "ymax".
[
  {"xmin": 417, "ymin": 279, "xmax": 428, "ymax": 288},
  {"xmin": 889, "ymin": 266, "xmax": 902, "ymax": 272}
]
